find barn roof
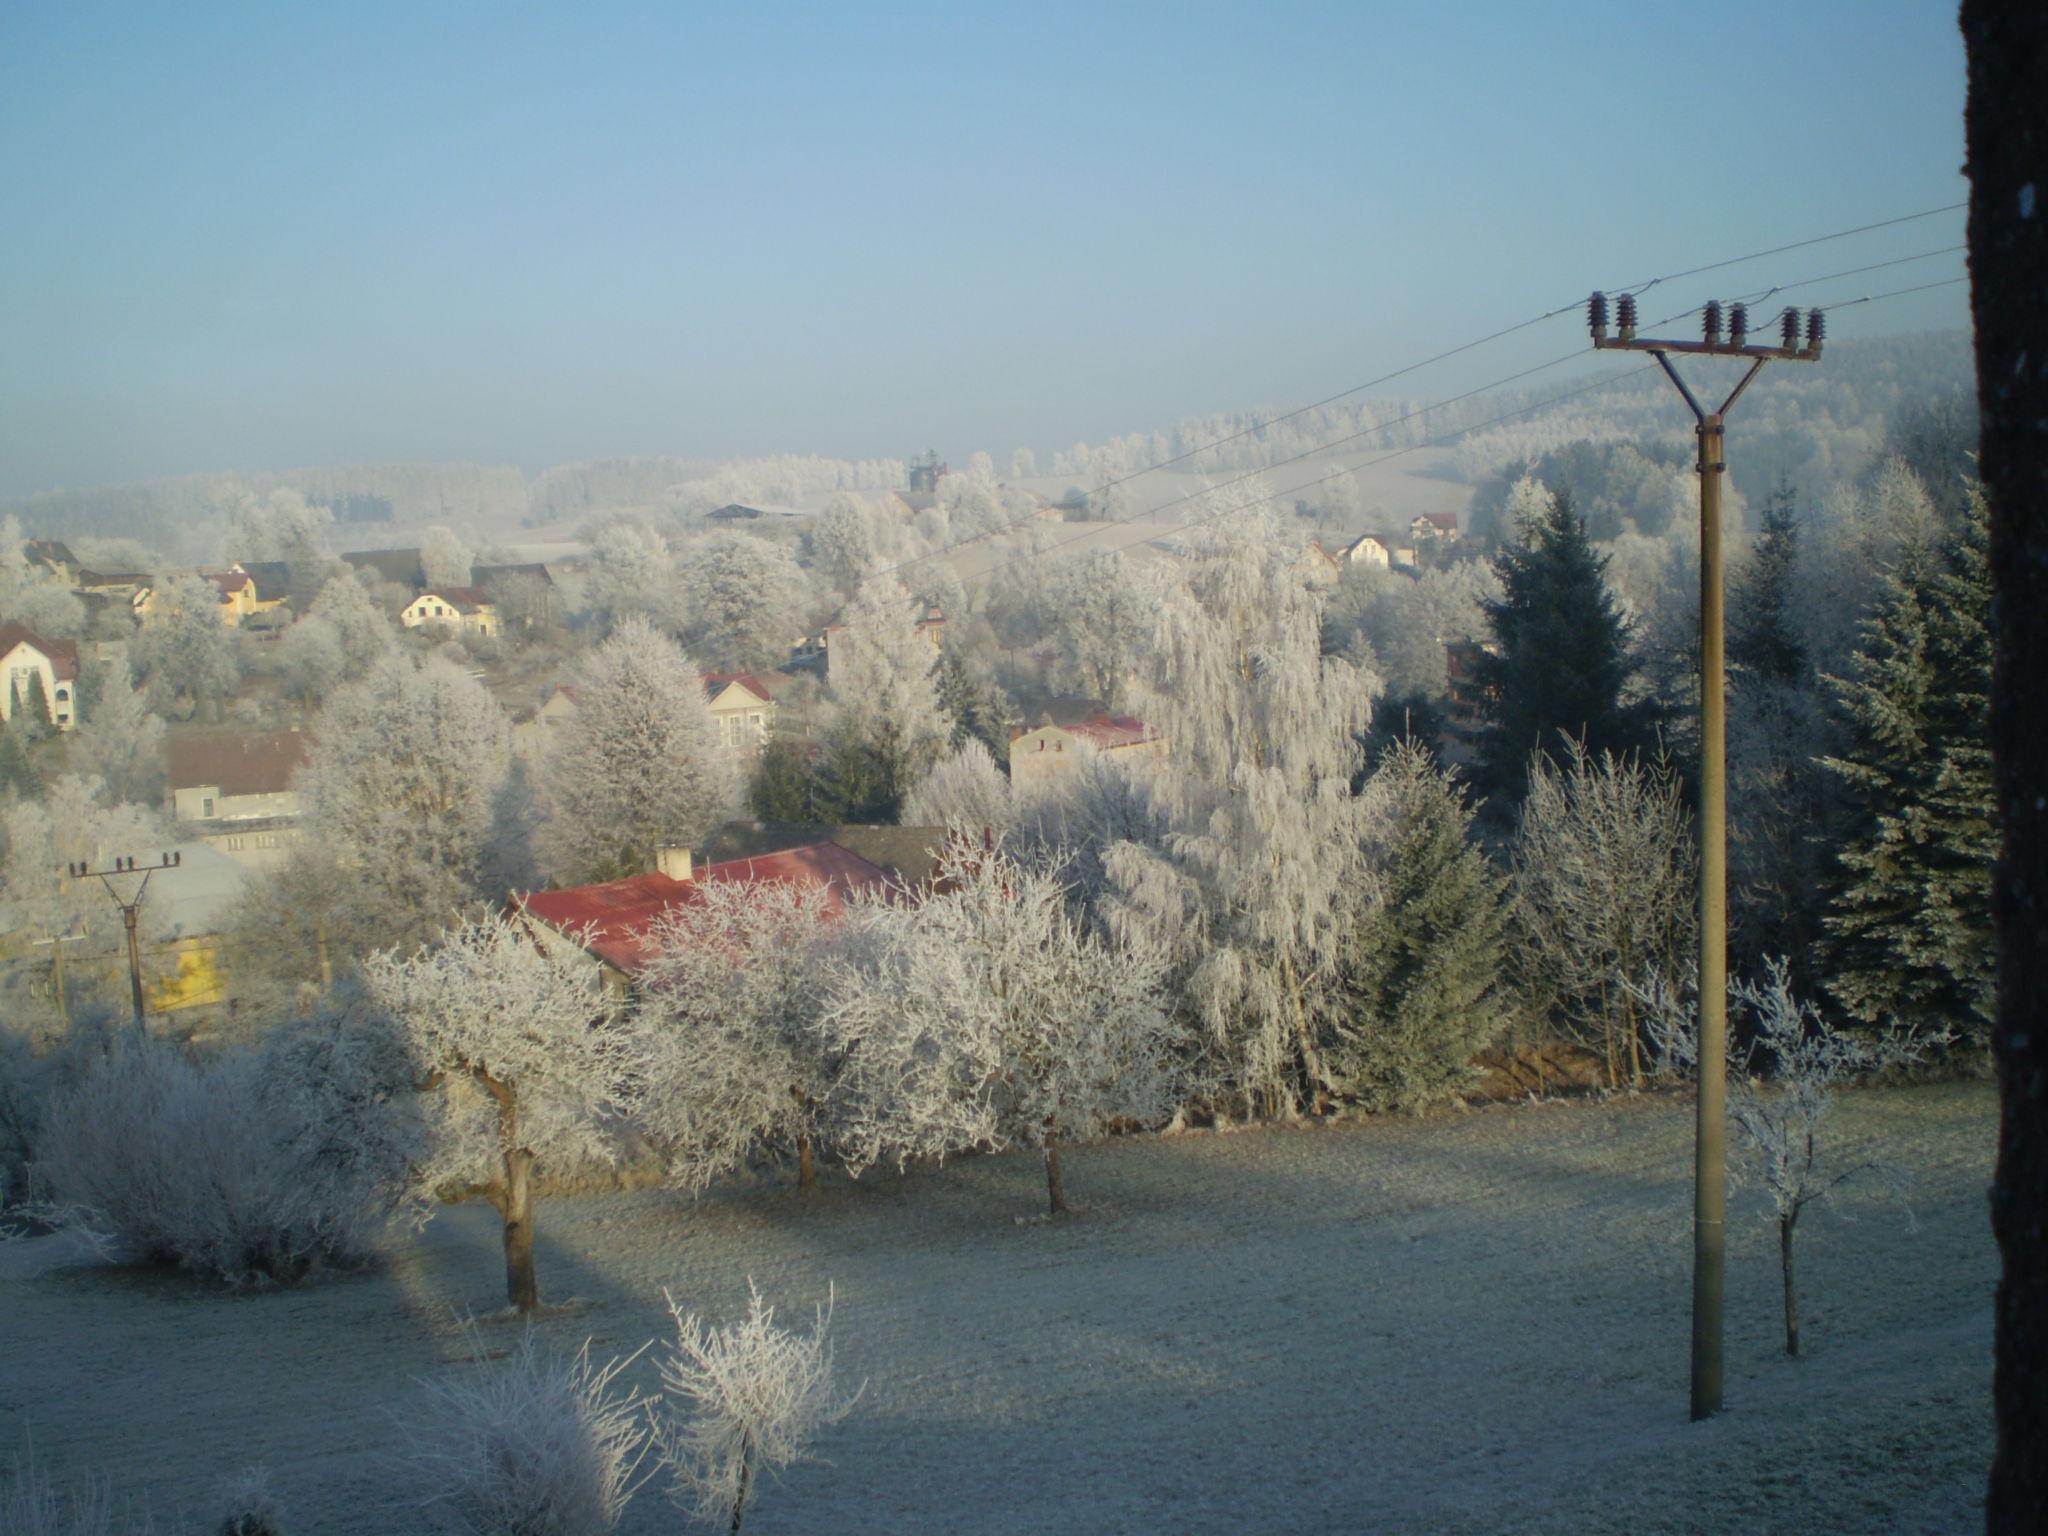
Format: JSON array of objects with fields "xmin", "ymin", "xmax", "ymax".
[{"xmin": 164, "ymin": 730, "xmax": 310, "ymax": 797}]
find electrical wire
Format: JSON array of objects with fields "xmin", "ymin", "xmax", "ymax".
[{"xmin": 1605, "ymin": 201, "xmax": 1965, "ymax": 296}]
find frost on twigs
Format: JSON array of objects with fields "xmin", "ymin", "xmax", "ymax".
[
  {"xmin": 1, "ymin": 1437, "xmax": 153, "ymax": 1535},
  {"xmin": 215, "ymin": 1466, "xmax": 286, "ymax": 1536},
  {"xmin": 652, "ymin": 1282, "xmax": 856, "ymax": 1534},
  {"xmin": 1642, "ymin": 958, "xmax": 1932, "ymax": 1356},
  {"xmin": 405, "ymin": 1327, "xmax": 650, "ymax": 1536}
]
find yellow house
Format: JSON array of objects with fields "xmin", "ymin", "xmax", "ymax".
[
  {"xmin": 401, "ymin": 587, "xmax": 499, "ymax": 638},
  {"xmin": 702, "ymin": 672, "xmax": 777, "ymax": 753},
  {"xmin": 1008, "ymin": 713, "xmax": 1165, "ymax": 795}
]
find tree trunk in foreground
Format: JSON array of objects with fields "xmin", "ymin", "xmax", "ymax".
[
  {"xmin": 1962, "ymin": 4, "xmax": 2048, "ymax": 1529},
  {"xmin": 501, "ymin": 1146, "xmax": 539, "ymax": 1314},
  {"xmin": 1044, "ymin": 1137, "xmax": 1069, "ymax": 1216},
  {"xmin": 730, "ymin": 1438, "xmax": 753, "ymax": 1533},
  {"xmin": 1780, "ymin": 1212, "xmax": 1800, "ymax": 1358},
  {"xmin": 796, "ymin": 1133, "xmax": 816, "ymax": 1192}
]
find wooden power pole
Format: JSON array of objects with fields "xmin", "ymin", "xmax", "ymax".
[
  {"xmin": 67, "ymin": 852, "xmax": 181, "ymax": 1031},
  {"xmin": 1586, "ymin": 292, "xmax": 1821, "ymax": 1420}
]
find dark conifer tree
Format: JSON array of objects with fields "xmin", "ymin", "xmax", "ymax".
[
  {"xmin": 1475, "ymin": 489, "xmax": 1647, "ymax": 805},
  {"xmin": 1821, "ymin": 492, "xmax": 1995, "ymax": 1045},
  {"xmin": 1729, "ymin": 481, "xmax": 1807, "ymax": 686},
  {"xmin": 747, "ymin": 737, "xmax": 817, "ymax": 822}
]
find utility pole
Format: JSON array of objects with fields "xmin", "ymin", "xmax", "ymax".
[
  {"xmin": 66, "ymin": 852, "xmax": 181, "ymax": 1031},
  {"xmin": 30, "ymin": 927, "xmax": 85, "ymax": 1026},
  {"xmin": 1588, "ymin": 292, "xmax": 1822, "ymax": 1420}
]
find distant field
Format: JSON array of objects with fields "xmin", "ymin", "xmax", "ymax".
[{"xmin": 1, "ymin": 1083, "xmax": 1994, "ymax": 1534}]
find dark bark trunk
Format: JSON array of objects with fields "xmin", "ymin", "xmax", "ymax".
[
  {"xmin": 502, "ymin": 1146, "xmax": 538, "ymax": 1313},
  {"xmin": 1963, "ymin": 4, "xmax": 2048, "ymax": 1529},
  {"xmin": 1044, "ymin": 1137, "xmax": 1069, "ymax": 1216},
  {"xmin": 730, "ymin": 1438, "xmax": 752, "ymax": 1533},
  {"xmin": 1780, "ymin": 1211, "xmax": 1800, "ymax": 1358},
  {"xmin": 796, "ymin": 1133, "xmax": 815, "ymax": 1191}
]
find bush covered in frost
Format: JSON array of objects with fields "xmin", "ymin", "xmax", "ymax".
[
  {"xmin": 34, "ymin": 1033, "xmax": 391, "ymax": 1287},
  {"xmin": 1, "ymin": 1440, "xmax": 153, "ymax": 1536},
  {"xmin": 406, "ymin": 1329, "xmax": 649, "ymax": 1536}
]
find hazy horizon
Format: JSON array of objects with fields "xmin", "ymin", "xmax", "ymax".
[{"xmin": 0, "ymin": 0, "xmax": 1971, "ymax": 500}]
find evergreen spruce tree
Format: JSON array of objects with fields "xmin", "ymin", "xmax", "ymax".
[
  {"xmin": 1475, "ymin": 489, "xmax": 1647, "ymax": 805},
  {"xmin": 1729, "ymin": 481, "xmax": 1807, "ymax": 685},
  {"xmin": 935, "ymin": 649, "xmax": 1016, "ymax": 763},
  {"xmin": 1331, "ymin": 741, "xmax": 1511, "ymax": 1109},
  {"xmin": 0, "ymin": 718, "xmax": 37, "ymax": 799},
  {"xmin": 808, "ymin": 727, "xmax": 898, "ymax": 823},
  {"xmin": 747, "ymin": 737, "xmax": 817, "ymax": 822},
  {"xmin": 19, "ymin": 673, "xmax": 51, "ymax": 741},
  {"xmin": 1821, "ymin": 491, "xmax": 1995, "ymax": 1045}
]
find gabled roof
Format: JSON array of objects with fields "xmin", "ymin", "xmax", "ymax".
[
  {"xmin": 1026, "ymin": 712, "xmax": 1154, "ymax": 750},
  {"xmin": 24, "ymin": 539, "xmax": 75, "ymax": 569},
  {"xmin": 517, "ymin": 840, "xmax": 896, "ymax": 973},
  {"xmin": 233, "ymin": 561, "xmax": 293, "ymax": 602},
  {"xmin": 701, "ymin": 671, "xmax": 775, "ymax": 705},
  {"xmin": 701, "ymin": 822, "xmax": 948, "ymax": 890},
  {"xmin": 207, "ymin": 570, "xmax": 253, "ymax": 599},
  {"xmin": 164, "ymin": 730, "xmax": 309, "ymax": 798},
  {"xmin": 410, "ymin": 586, "xmax": 492, "ymax": 614},
  {"xmin": 1415, "ymin": 511, "xmax": 1460, "ymax": 531},
  {"xmin": 76, "ymin": 569, "xmax": 153, "ymax": 588},
  {"xmin": 1343, "ymin": 533, "xmax": 1391, "ymax": 557},
  {"xmin": 0, "ymin": 622, "xmax": 79, "ymax": 681},
  {"xmin": 706, "ymin": 503, "xmax": 764, "ymax": 520}
]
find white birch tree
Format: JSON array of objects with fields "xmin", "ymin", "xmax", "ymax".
[
  {"xmin": 537, "ymin": 617, "xmax": 737, "ymax": 883},
  {"xmin": 633, "ymin": 880, "xmax": 839, "ymax": 1193},
  {"xmin": 1102, "ymin": 489, "xmax": 1380, "ymax": 1116},
  {"xmin": 359, "ymin": 912, "xmax": 629, "ymax": 1312},
  {"xmin": 822, "ymin": 841, "xmax": 1176, "ymax": 1215}
]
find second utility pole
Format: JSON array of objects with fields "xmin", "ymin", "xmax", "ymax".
[{"xmin": 1589, "ymin": 292, "xmax": 1822, "ymax": 1420}]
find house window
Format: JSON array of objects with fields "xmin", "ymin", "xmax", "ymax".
[
  {"xmin": 201, "ymin": 796, "xmax": 215, "ymax": 817},
  {"xmin": 54, "ymin": 687, "xmax": 69, "ymax": 702},
  {"xmin": 227, "ymin": 836, "xmax": 244, "ymax": 850}
]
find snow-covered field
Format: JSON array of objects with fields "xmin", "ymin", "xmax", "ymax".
[{"xmin": 2, "ymin": 1083, "xmax": 1995, "ymax": 1534}]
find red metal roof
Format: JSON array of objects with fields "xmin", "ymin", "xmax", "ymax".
[
  {"xmin": 701, "ymin": 671, "xmax": 774, "ymax": 703},
  {"xmin": 517, "ymin": 840, "xmax": 896, "ymax": 972},
  {"xmin": 1065, "ymin": 712, "xmax": 1155, "ymax": 750}
]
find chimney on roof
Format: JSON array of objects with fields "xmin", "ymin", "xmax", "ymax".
[{"xmin": 654, "ymin": 847, "xmax": 694, "ymax": 882}]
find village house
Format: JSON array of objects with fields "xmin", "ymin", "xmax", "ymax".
[
  {"xmin": 1410, "ymin": 512, "xmax": 1461, "ymax": 544},
  {"xmin": 508, "ymin": 683, "xmax": 582, "ymax": 763},
  {"xmin": 1299, "ymin": 542, "xmax": 1344, "ymax": 588},
  {"xmin": 0, "ymin": 622, "xmax": 80, "ymax": 730},
  {"xmin": 400, "ymin": 587, "xmax": 499, "ymax": 638},
  {"xmin": 23, "ymin": 540, "xmax": 78, "ymax": 586},
  {"xmin": 229, "ymin": 562, "xmax": 295, "ymax": 614},
  {"xmin": 76, "ymin": 569, "xmax": 154, "ymax": 608},
  {"xmin": 703, "ymin": 672, "xmax": 778, "ymax": 752},
  {"xmin": 474, "ymin": 562, "xmax": 556, "ymax": 627},
  {"xmin": 809, "ymin": 607, "xmax": 945, "ymax": 679},
  {"xmin": 1008, "ymin": 712, "xmax": 1164, "ymax": 795},
  {"xmin": 1340, "ymin": 532, "xmax": 1394, "ymax": 569},
  {"xmin": 164, "ymin": 729, "xmax": 309, "ymax": 870},
  {"xmin": 516, "ymin": 840, "xmax": 900, "ymax": 987}
]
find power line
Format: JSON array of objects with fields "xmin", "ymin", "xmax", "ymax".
[
  {"xmin": 1642, "ymin": 247, "xmax": 1967, "ymax": 329},
  {"xmin": 951, "ymin": 200, "xmax": 1972, "ymax": 561}
]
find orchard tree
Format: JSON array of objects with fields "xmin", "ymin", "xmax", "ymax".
[
  {"xmin": 360, "ymin": 913, "xmax": 628, "ymax": 1312},
  {"xmin": 633, "ymin": 880, "xmax": 839, "ymax": 1192},
  {"xmin": 823, "ymin": 841, "xmax": 1177, "ymax": 1215},
  {"xmin": 675, "ymin": 531, "xmax": 813, "ymax": 672},
  {"xmin": 1476, "ymin": 488, "xmax": 1649, "ymax": 806},
  {"xmin": 1103, "ymin": 490, "xmax": 1380, "ymax": 1116},
  {"xmin": 537, "ymin": 617, "xmax": 736, "ymax": 883},
  {"xmin": 1821, "ymin": 493, "xmax": 1994, "ymax": 1048},
  {"xmin": 297, "ymin": 653, "xmax": 511, "ymax": 931}
]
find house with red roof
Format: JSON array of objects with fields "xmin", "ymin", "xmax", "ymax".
[
  {"xmin": 0, "ymin": 622, "xmax": 80, "ymax": 731},
  {"xmin": 702, "ymin": 671, "xmax": 778, "ymax": 752},
  {"xmin": 514, "ymin": 839, "xmax": 900, "ymax": 983},
  {"xmin": 1008, "ymin": 712, "xmax": 1164, "ymax": 795}
]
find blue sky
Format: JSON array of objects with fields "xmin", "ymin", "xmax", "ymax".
[{"xmin": 0, "ymin": 0, "xmax": 1970, "ymax": 496}]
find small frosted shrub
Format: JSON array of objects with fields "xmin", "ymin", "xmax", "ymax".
[
  {"xmin": 653, "ymin": 1282, "xmax": 855, "ymax": 1533},
  {"xmin": 215, "ymin": 1467, "xmax": 285, "ymax": 1536},
  {"xmin": 1, "ymin": 1441, "xmax": 150, "ymax": 1536},
  {"xmin": 35, "ymin": 1036, "xmax": 385, "ymax": 1287},
  {"xmin": 408, "ymin": 1329, "xmax": 649, "ymax": 1536}
]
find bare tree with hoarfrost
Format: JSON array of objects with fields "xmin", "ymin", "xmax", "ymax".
[
  {"xmin": 1512, "ymin": 740, "xmax": 1695, "ymax": 1088},
  {"xmin": 297, "ymin": 653, "xmax": 511, "ymax": 934},
  {"xmin": 1645, "ymin": 959, "xmax": 1926, "ymax": 1357},
  {"xmin": 538, "ymin": 617, "xmax": 736, "ymax": 883},
  {"xmin": 585, "ymin": 519, "xmax": 682, "ymax": 632},
  {"xmin": 813, "ymin": 577, "xmax": 950, "ymax": 822},
  {"xmin": 653, "ymin": 1282, "xmax": 853, "ymax": 1534},
  {"xmin": 900, "ymin": 737, "xmax": 1015, "ymax": 837},
  {"xmin": 633, "ymin": 880, "xmax": 839, "ymax": 1193},
  {"xmin": 306, "ymin": 568, "xmax": 398, "ymax": 675},
  {"xmin": 66, "ymin": 658, "xmax": 165, "ymax": 806},
  {"xmin": 674, "ymin": 531, "xmax": 813, "ymax": 672},
  {"xmin": 808, "ymin": 493, "xmax": 887, "ymax": 597},
  {"xmin": 1041, "ymin": 549, "xmax": 1156, "ymax": 704},
  {"xmin": 823, "ymin": 840, "xmax": 1176, "ymax": 1215},
  {"xmin": 420, "ymin": 525, "xmax": 474, "ymax": 589},
  {"xmin": 359, "ymin": 912, "xmax": 628, "ymax": 1312},
  {"xmin": 1103, "ymin": 488, "xmax": 1380, "ymax": 1116}
]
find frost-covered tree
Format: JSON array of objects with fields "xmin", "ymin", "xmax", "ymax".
[
  {"xmin": 653, "ymin": 1282, "xmax": 852, "ymax": 1534},
  {"xmin": 537, "ymin": 618, "xmax": 736, "ymax": 883},
  {"xmin": 586, "ymin": 519, "xmax": 681, "ymax": 631},
  {"xmin": 1042, "ymin": 550, "xmax": 1155, "ymax": 704},
  {"xmin": 1511, "ymin": 741, "xmax": 1696, "ymax": 1087},
  {"xmin": 674, "ymin": 531, "xmax": 812, "ymax": 672},
  {"xmin": 420, "ymin": 525, "xmax": 474, "ymax": 589},
  {"xmin": 226, "ymin": 486, "xmax": 332, "ymax": 564},
  {"xmin": 65, "ymin": 661, "xmax": 165, "ymax": 807},
  {"xmin": 1475, "ymin": 489, "xmax": 1648, "ymax": 806},
  {"xmin": 900, "ymin": 739, "xmax": 1014, "ymax": 837},
  {"xmin": 298, "ymin": 653, "xmax": 511, "ymax": 930},
  {"xmin": 934, "ymin": 648, "xmax": 1015, "ymax": 762},
  {"xmin": 825, "ymin": 841, "xmax": 1176, "ymax": 1214},
  {"xmin": 1646, "ymin": 959, "xmax": 1923, "ymax": 1357},
  {"xmin": 1009, "ymin": 447, "xmax": 1037, "ymax": 480},
  {"xmin": 1103, "ymin": 491, "xmax": 1380, "ymax": 1116},
  {"xmin": 134, "ymin": 573, "xmax": 241, "ymax": 716},
  {"xmin": 1820, "ymin": 492, "xmax": 1994, "ymax": 1048},
  {"xmin": 808, "ymin": 494, "xmax": 886, "ymax": 596},
  {"xmin": 1331, "ymin": 742, "xmax": 1510, "ymax": 1110},
  {"xmin": 360, "ymin": 913, "xmax": 628, "ymax": 1311},
  {"xmin": 1, "ymin": 777, "xmax": 163, "ymax": 1006},
  {"xmin": 746, "ymin": 737, "xmax": 817, "ymax": 823},
  {"xmin": 274, "ymin": 613, "xmax": 348, "ymax": 704},
  {"xmin": 306, "ymin": 569, "xmax": 397, "ymax": 675},
  {"xmin": 812, "ymin": 579, "xmax": 949, "ymax": 823},
  {"xmin": 633, "ymin": 880, "xmax": 839, "ymax": 1193}
]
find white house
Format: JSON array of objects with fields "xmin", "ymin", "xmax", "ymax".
[
  {"xmin": 1340, "ymin": 533, "xmax": 1393, "ymax": 569},
  {"xmin": 400, "ymin": 587, "xmax": 499, "ymax": 638},
  {"xmin": 702, "ymin": 672, "xmax": 778, "ymax": 752},
  {"xmin": 0, "ymin": 622, "xmax": 80, "ymax": 730}
]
